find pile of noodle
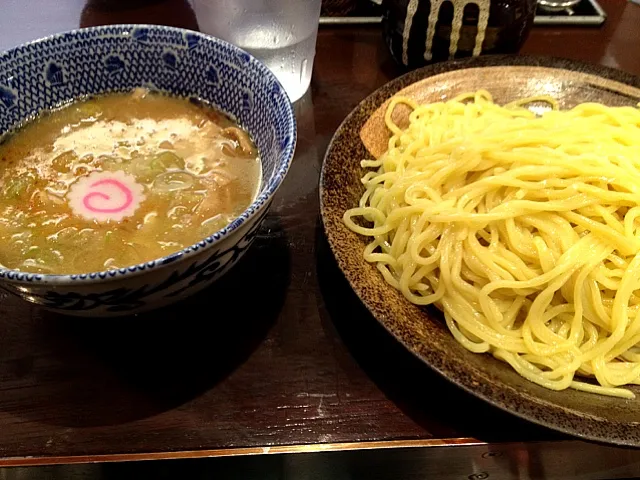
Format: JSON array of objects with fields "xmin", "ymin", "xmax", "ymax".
[{"xmin": 344, "ymin": 90, "xmax": 640, "ymax": 399}]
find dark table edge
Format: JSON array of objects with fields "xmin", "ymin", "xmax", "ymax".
[{"xmin": 0, "ymin": 438, "xmax": 491, "ymax": 467}]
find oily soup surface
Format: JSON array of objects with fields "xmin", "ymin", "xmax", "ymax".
[{"xmin": 0, "ymin": 90, "xmax": 261, "ymax": 274}]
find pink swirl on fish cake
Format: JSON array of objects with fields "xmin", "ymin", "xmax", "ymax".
[{"xmin": 67, "ymin": 170, "xmax": 146, "ymax": 222}]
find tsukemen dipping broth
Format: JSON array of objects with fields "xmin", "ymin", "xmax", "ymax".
[{"xmin": 0, "ymin": 88, "xmax": 262, "ymax": 274}]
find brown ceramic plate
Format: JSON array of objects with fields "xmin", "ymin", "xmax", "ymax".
[{"xmin": 320, "ymin": 55, "xmax": 640, "ymax": 447}]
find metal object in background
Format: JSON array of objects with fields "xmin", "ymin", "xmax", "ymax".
[
  {"xmin": 535, "ymin": 0, "xmax": 606, "ymax": 24},
  {"xmin": 538, "ymin": 0, "xmax": 582, "ymax": 12},
  {"xmin": 320, "ymin": 16, "xmax": 383, "ymax": 23}
]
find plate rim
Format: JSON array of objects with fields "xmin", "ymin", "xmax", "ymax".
[{"xmin": 319, "ymin": 54, "xmax": 640, "ymax": 447}]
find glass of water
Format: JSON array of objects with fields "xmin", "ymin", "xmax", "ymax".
[{"xmin": 192, "ymin": 0, "xmax": 321, "ymax": 103}]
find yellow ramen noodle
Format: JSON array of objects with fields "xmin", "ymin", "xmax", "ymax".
[{"xmin": 344, "ymin": 89, "xmax": 640, "ymax": 399}]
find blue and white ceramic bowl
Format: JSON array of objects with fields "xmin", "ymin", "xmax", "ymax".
[{"xmin": 0, "ymin": 25, "xmax": 296, "ymax": 317}]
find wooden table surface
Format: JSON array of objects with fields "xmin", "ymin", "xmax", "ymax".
[{"xmin": 1, "ymin": 0, "xmax": 640, "ymax": 468}]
